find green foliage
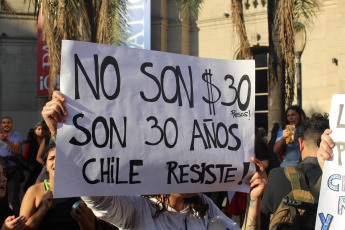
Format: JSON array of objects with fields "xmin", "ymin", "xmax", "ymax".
[
  {"xmin": 175, "ymin": 0, "xmax": 204, "ymax": 18},
  {"xmin": 108, "ymin": 0, "xmax": 129, "ymax": 46},
  {"xmin": 294, "ymin": 0, "xmax": 321, "ymax": 32}
]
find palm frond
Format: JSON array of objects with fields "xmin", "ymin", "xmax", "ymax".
[
  {"xmin": 175, "ymin": 0, "xmax": 204, "ymax": 18},
  {"xmin": 96, "ymin": 0, "xmax": 128, "ymax": 45},
  {"xmin": 294, "ymin": 0, "xmax": 321, "ymax": 31},
  {"xmin": 39, "ymin": 0, "xmax": 129, "ymax": 96},
  {"xmin": 108, "ymin": 0, "xmax": 129, "ymax": 45},
  {"xmin": 1, "ymin": 0, "xmax": 16, "ymax": 13}
]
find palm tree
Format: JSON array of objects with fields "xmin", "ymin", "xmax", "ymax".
[
  {"xmin": 269, "ymin": 0, "xmax": 320, "ymax": 129},
  {"xmin": 230, "ymin": 0, "xmax": 251, "ymax": 60},
  {"xmin": 2, "ymin": 0, "xmax": 203, "ymax": 97},
  {"xmin": 40, "ymin": 0, "xmax": 129, "ymax": 96},
  {"xmin": 275, "ymin": 0, "xmax": 320, "ymax": 107},
  {"xmin": 230, "ymin": 0, "xmax": 320, "ymax": 132},
  {"xmin": 267, "ymin": 0, "xmax": 286, "ymax": 130}
]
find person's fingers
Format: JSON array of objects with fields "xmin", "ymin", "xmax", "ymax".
[
  {"xmin": 52, "ymin": 90, "xmax": 66, "ymax": 103},
  {"xmin": 248, "ymin": 172, "xmax": 260, "ymax": 183},
  {"xmin": 12, "ymin": 216, "xmax": 26, "ymax": 228},
  {"xmin": 247, "ymin": 171, "xmax": 267, "ymax": 184},
  {"xmin": 71, "ymin": 210, "xmax": 81, "ymax": 221},
  {"xmin": 5, "ymin": 216, "xmax": 15, "ymax": 222},
  {"xmin": 250, "ymin": 157, "xmax": 265, "ymax": 173},
  {"xmin": 77, "ymin": 204, "xmax": 91, "ymax": 218},
  {"xmin": 318, "ymin": 138, "xmax": 334, "ymax": 157},
  {"xmin": 42, "ymin": 102, "xmax": 66, "ymax": 123},
  {"xmin": 74, "ymin": 205, "xmax": 86, "ymax": 218},
  {"xmin": 321, "ymin": 129, "xmax": 334, "ymax": 148},
  {"xmin": 249, "ymin": 178, "xmax": 261, "ymax": 189},
  {"xmin": 248, "ymin": 175, "xmax": 267, "ymax": 188}
]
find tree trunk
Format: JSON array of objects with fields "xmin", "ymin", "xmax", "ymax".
[{"xmin": 267, "ymin": 0, "xmax": 285, "ymax": 136}]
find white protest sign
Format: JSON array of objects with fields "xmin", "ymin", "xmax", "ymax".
[
  {"xmin": 316, "ymin": 94, "xmax": 345, "ymax": 230},
  {"xmin": 54, "ymin": 40, "xmax": 255, "ymax": 198}
]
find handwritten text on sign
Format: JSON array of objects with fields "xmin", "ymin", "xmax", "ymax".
[
  {"xmin": 316, "ymin": 94, "xmax": 345, "ymax": 230},
  {"xmin": 54, "ymin": 40, "xmax": 255, "ymax": 198}
]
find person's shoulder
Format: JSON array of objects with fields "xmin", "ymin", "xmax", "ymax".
[
  {"xmin": 26, "ymin": 182, "xmax": 44, "ymax": 195},
  {"xmin": 267, "ymin": 167, "xmax": 291, "ymax": 189},
  {"xmin": 11, "ymin": 132, "xmax": 23, "ymax": 141},
  {"xmin": 268, "ymin": 167, "xmax": 285, "ymax": 180},
  {"xmin": 22, "ymin": 182, "xmax": 45, "ymax": 208},
  {"xmin": 198, "ymin": 193, "xmax": 213, "ymax": 204}
]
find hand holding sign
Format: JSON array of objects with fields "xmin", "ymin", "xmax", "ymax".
[
  {"xmin": 317, "ymin": 129, "xmax": 334, "ymax": 171},
  {"xmin": 316, "ymin": 94, "xmax": 345, "ymax": 230},
  {"xmin": 52, "ymin": 40, "xmax": 256, "ymax": 198},
  {"xmin": 247, "ymin": 157, "xmax": 267, "ymax": 200},
  {"xmin": 41, "ymin": 91, "xmax": 67, "ymax": 142}
]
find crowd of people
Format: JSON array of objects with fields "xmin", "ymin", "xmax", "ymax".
[{"xmin": 0, "ymin": 90, "xmax": 337, "ymax": 230}]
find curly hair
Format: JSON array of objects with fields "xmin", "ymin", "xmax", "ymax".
[
  {"xmin": 142, "ymin": 194, "xmax": 209, "ymax": 218},
  {"xmin": 299, "ymin": 113, "xmax": 329, "ymax": 147}
]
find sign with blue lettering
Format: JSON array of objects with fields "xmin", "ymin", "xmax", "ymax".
[
  {"xmin": 316, "ymin": 94, "xmax": 345, "ymax": 229},
  {"xmin": 54, "ymin": 40, "xmax": 255, "ymax": 198},
  {"xmin": 126, "ymin": 0, "xmax": 150, "ymax": 49}
]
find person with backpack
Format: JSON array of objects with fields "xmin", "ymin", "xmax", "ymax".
[{"xmin": 261, "ymin": 113, "xmax": 329, "ymax": 230}]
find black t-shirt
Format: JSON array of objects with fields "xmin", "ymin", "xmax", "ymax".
[{"xmin": 261, "ymin": 157, "xmax": 322, "ymax": 215}]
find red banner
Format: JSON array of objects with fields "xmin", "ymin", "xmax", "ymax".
[{"xmin": 37, "ymin": 8, "xmax": 60, "ymax": 96}]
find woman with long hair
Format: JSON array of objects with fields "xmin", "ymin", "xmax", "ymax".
[
  {"xmin": 23, "ymin": 123, "xmax": 47, "ymax": 191},
  {"xmin": 273, "ymin": 105, "xmax": 306, "ymax": 167}
]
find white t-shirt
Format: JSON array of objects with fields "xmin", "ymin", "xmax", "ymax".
[{"xmin": 82, "ymin": 193, "xmax": 240, "ymax": 230}]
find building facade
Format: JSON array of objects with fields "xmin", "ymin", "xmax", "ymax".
[{"xmin": 0, "ymin": 0, "xmax": 344, "ymax": 139}]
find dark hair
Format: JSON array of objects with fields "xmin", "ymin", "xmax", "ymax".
[
  {"xmin": 299, "ymin": 113, "xmax": 329, "ymax": 147},
  {"xmin": 43, "ymin": 142, "xmax": 56, "ymax": 165},
  {"xmin": 25, "ymin": 122, "xmax": 46, "ymax": 143},
  {"xmin": 1, "ymin": 116, "xmax": 12, "ymax": 123},
  {"xmin": 255, "ymin": 126, "xmax": 261, "ymax": 145},
  {"xmin": 142, "ymin": 194, "xmax": 209, "ymax": 218},
  {"xmin": 282, "ymin": 105, "xmax": 306, "ymax": 128}
]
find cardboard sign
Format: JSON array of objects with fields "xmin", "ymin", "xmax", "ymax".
[
  {"xmin": 54, "ymin": 40, "xmax": 255, "ymax": 198},
  {"xmin": 316, "ymin": 94, "xmax": 345, "ymax": 229}
]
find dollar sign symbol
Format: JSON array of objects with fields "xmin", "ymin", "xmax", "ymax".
[{"xmin": 202, "ymin": 69, "xmax": 221, "ymax": 115}]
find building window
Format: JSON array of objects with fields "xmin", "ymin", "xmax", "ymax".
[{"xmin": 252, "ymin": 47, "xmax": 268, "ymax": 133}]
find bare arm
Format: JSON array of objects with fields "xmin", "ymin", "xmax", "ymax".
[
  {"xmin": 243, "ymin": 157, "xmax": 268, "ymax": 230},
  {"xmin": 273, "ymin": 137, "xmax": 285, "ymax": 154},
  {"xmin": 273, "ymin": 127, "xmax": 290, "ymax": 154},
  {"xmin": 0, "ymin": 130, "xmax": 21, "ymax": 154},
  {"xmin": 36, "ymin": 141, "xmax": 45, "ymax": 165},
  {"xmin": 20, "ymin": 185, "xmax": 52, "ymax": 230}
]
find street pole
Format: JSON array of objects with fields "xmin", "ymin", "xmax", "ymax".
[{"xmin": 296, "ymin": 51, "xmax": 302, "ymax": 107}]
